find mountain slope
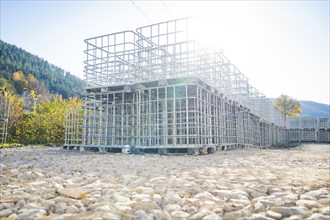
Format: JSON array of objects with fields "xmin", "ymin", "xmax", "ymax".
[
  {"xmin": 270, "ymin": 99, "xmax": 329, "ymax": 118},
  {"xmin": 0, "ymin": 40, "xmax": 84, "ymax": 98},
  {"xmin": 299, "ymin": 100, "xmax": 330, "ymax": 118}
]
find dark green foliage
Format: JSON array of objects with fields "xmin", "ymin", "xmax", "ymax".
[{"xmin": 0, "ymin": 40, "xmax": 83, "ymax": 98}]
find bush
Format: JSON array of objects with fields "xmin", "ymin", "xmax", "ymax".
[
  {"xmin": 0, "ymin": 143, "xmax": 23, "ymax": 148},
  {"xmin": 8, "ymin": 95, "xmax": 83, "ymax": 145}
]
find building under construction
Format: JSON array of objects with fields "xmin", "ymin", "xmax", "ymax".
[{"xmin": 64, "ymin": 18, "xmax": 329, "ymax": 154}]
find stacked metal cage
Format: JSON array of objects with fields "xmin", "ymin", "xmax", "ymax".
[
  {"xmin": 0, "ymin": 95, "xmax": 10, "ymax": 143},
  {"xmin": 65, "ymin": 18, "xmax": 297, "ymax": 154},
  {"xmin": 288, "ymin": 117, "xmax": 330, "ymax": 143}
]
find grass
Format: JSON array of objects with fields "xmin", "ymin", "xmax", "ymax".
[
  {"xmin": 0, "ymin": 143, "xmax": 24, "ymax": 148},
  {"xmin": 274, "ymin": 142, "xmax": 285, "ymax": 147}
]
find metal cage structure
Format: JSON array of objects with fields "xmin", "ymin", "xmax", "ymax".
[
  {"xmin": 288, "ymin": 117, "xmax": 330, "ymax": 143},
  {"xmin": 65, "ymin": 18, "xmax": 302, "ymax": 154},
  {"xmin": 0, "ymin": 95, "xmax": 10, "ymax": 143}
]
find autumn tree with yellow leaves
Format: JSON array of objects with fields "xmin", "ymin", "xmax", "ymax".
[
  {"xmin": 8, "ymin": 95, "xmax": 83, "ymax": 144},
  {"xmin": 273, "ymin": 94, "xmax": 301, "ymax": 128}
]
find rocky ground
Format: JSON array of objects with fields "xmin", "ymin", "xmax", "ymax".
[{"xmin": 0, "ymin": 143, "xmax": 329, "ymax": 220}]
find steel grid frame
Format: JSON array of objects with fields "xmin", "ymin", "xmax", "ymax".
[
  {"xmin": 0, "ymin": 96, "xmax": 10, "ymax": 143},
  {"xmin": 65, "ymin": 18, "xmax": 294, "ymax": 153},
  {"xmin": 83, "ymin": 18, "xmax": 281, "ymax": 123}
]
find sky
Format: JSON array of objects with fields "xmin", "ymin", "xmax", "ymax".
[{"xmin": 0, "ymin": 1, "xmax": 329, "ymax": 104}]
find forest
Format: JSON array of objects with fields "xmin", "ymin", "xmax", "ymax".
[
  {"xmin": 0, "ymin": 40, "xmax": 84, "ymax": 145},
  {"xmin": 0, "ymin": 40, "xmax": 84, "ymax": 98}
]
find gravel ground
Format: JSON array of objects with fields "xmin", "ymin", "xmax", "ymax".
[{"xmin": 0, "ymin": 143, "xmax": 329, "ymax": 220}]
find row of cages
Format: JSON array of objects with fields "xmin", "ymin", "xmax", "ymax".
[
  {"xmin": 0, "ymin": 96, "xmax": 10, "ymax": 143},
  {"xmin": 84, "ymin": 17, "xmax": 284, "ymax": 126},
  {"xmin": 289, "ymin": 117, "xmax": 330, "ymax": 130},
  {"xmin": 65, "ymin": 77, "xmax": 286, "ymax": 153},
  {"xmin": 287, "ymin": 129, "xmax": 330, "ymax": 143}
]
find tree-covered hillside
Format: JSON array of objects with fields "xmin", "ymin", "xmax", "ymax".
[
  {"xmin": 0, "ymin": 40, "xmax": 83, "ymax": 98},
  {"xmin": 271, "ymin": 98, "xmax": 329, "ymax": 118},
  {"xmin": 299, "ymin": 100, "xmax": 330, "ymax": 118}
]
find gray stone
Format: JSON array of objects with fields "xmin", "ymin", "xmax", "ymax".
[
  {"xmin": 96, "ymin": 205, "xmax": 112, "ymax": 212},
  {"xmin": 65, "ymin": 205, "xmax": 79, "ymax": 213},
  {"xmin": 318, "ymin": 198, "xmax": 330, "ymax": 205},
  {"xmin": 266, "ymin": 210, "xmax": 282, "ymax": 219},
  {"xmin": 19, "ymin": 172, "xmax": 33, "ymax": 180},
  {"xmin": 164, "ymin": 194, "xmax": 184, "ymax": 205},
  {"xmin": 0, "ymin": 209, "xmax": 12, "ymax": 218},
  {"xmin": 306, "ymin": 213, "xmax": 329, "ymax": 220},
  {"xmin": 319, "ymin": 206, "xmax": 330, "ymax": 215},
  {"xmin": 299, "ymin": 194, "xmax": 317, "ymax": 200},
  {"xmin": 289, "ymin": 206, "xmax": 312, "ymax": 218},
  {"xmin": 296, "ymin": 199, "xmax": 320, "ymax": 209},
  {"xmin": 165, "ymin": 204, "xmax": 181, "ymax": 213},
  {"xmin": 248, "ymin": 213, "xmax": 270, "ymax": 220},
  {"xmin": 212, "ymin": 190, "xmax": 231, "ymax": 200},
  {"xmin": 194, "ymin": 191, "xmax": 216, "ymax": 201},
  {"xmin": 135, "ymin": 210, "xmax": 153, "ymax": 220},
  {"xmin": 17, "ymin": 199, "xmax": 26, "ymax": 209},
  {"xmin": 152, "ymin": 194, "xmax": 162, "ymax": 205},
  {"xmin": 305, "ymin": 189, "xmax": 329, "ymax": 199},
  {"xmin": 17, "ymin": 208, "xmax": 47, "ymax": 220},
  {"xmin": 223, "ymin": 211, "xmax": 243, "ymax": 219},
  {"xmin": 189, "ymin": 209, "xmax": 210, "ymax": 220},
  {"xmin": 230, "ymin": 190, "xmax": 250, "ymax": 200},
  {"xmin": 271, "ymin": 207, "xmax": 292, "ymax": 218},
  {"xmin": 8, "ymin": 213, "xmax": 18, "ymax": 219},
  {"xmin": 282, "ymin": 215, "xmax": 303, "ymax": 220},
  {"xmin": 254, "ymin": 202, "xmax": 266, "ymax": 212},
  {"xmin": 54, "ymin": 208, "xmax": 65, "ymax": 215},
  {"xmin": 249, "ymin": 190, "xmax": 268, "ymax": 199},
  {"xmin": 31, "ymin": 170, "xmax": 44, "ymax": 179},
  {"xmin": 134, "ymin": 201, "xmax": 160, "ymax": 211},
  {"xmin": 171, "ymin": 210, "xmax": 190, "ymax": 218},
  {"xmin": 202, "ymin": 214, "xmax": 222, "ymax": 220}
]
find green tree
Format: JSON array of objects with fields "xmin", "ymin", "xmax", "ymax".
[
  {"xmin": 0, "ymin": 40, "xmax": 84, "ymax": 98},
  {"xmin": 273, "ymin": 94, "xmax": 301, "ymax": 127},
  {"xmin": 12, "ymin": 95, "xmax": 83, "ymax": 144},
  {"xmin": 0, "ymin": 76, "xmax": 16, "ymax": 95}
]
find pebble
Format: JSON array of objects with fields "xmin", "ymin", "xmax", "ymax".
[
  {"xmin": 306, "ymin": 213, "xmax": 329, "ymax": 220},
  {"xmin": 171, "ymin": 210, "xmax": 190, "ymax": 218},
  {"xmin": 0, "ymin": 209, "xmax": 12, "ymax": 218},
  {"xmin": 296, "ymin": 199, "xmax": 320, "ymax": 209},
  {"xmin": 133, "ymin": 201, "xmax": 160, "ymax": 211},
  {"xmin": 152, "ymin": 194, "xmax": 162, "ymax": 205},
  {"xmin": 202, "ymin": 213, "xmax": 222, "ymax": 220},
  {"xmin": 266, "ymin": 210, "xmax": 282, "ymax": 219},
  {"xmin": 17, "ymin": 208, "xmax": 47, "ymax": 220},
  {"xmin": 0, "ymin": 144, "xmax": 329, "ymax": 219},
  {"xmin": 319, "ymin": 206, "xmax": 330, "ymax": 215},
  {"xmin": 165, "ymin": 204, "xmax": 181, "ymax": 212},
  {"xmin": 248, "ymin": 213, "xmax": 270, "ymax": 220},
  {"xmin": 189, "ymin": 209, "xmax": 210, "ymax": 219},
  {"xmin": 101, "ymin": 213, "xmax": 120, "ymax": 220}
]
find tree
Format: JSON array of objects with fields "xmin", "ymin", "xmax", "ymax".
[
  {"xmin": 12, "ymin": 71, "xmax": 27, "ymax": 94},
  {"xmin": 273, "ymin": 94, "xmax": 301, "ymax": 127},
  {"xmin": 0, "ymin": 40, "xmax": 84, "ymax": 98},
  {"xmin": 6, "ymin": 94, "xmax": 24, "ymax": 142},
  {"xmin": 12, "ymin": 95, "xmax": 83, "ymax": 144}
]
